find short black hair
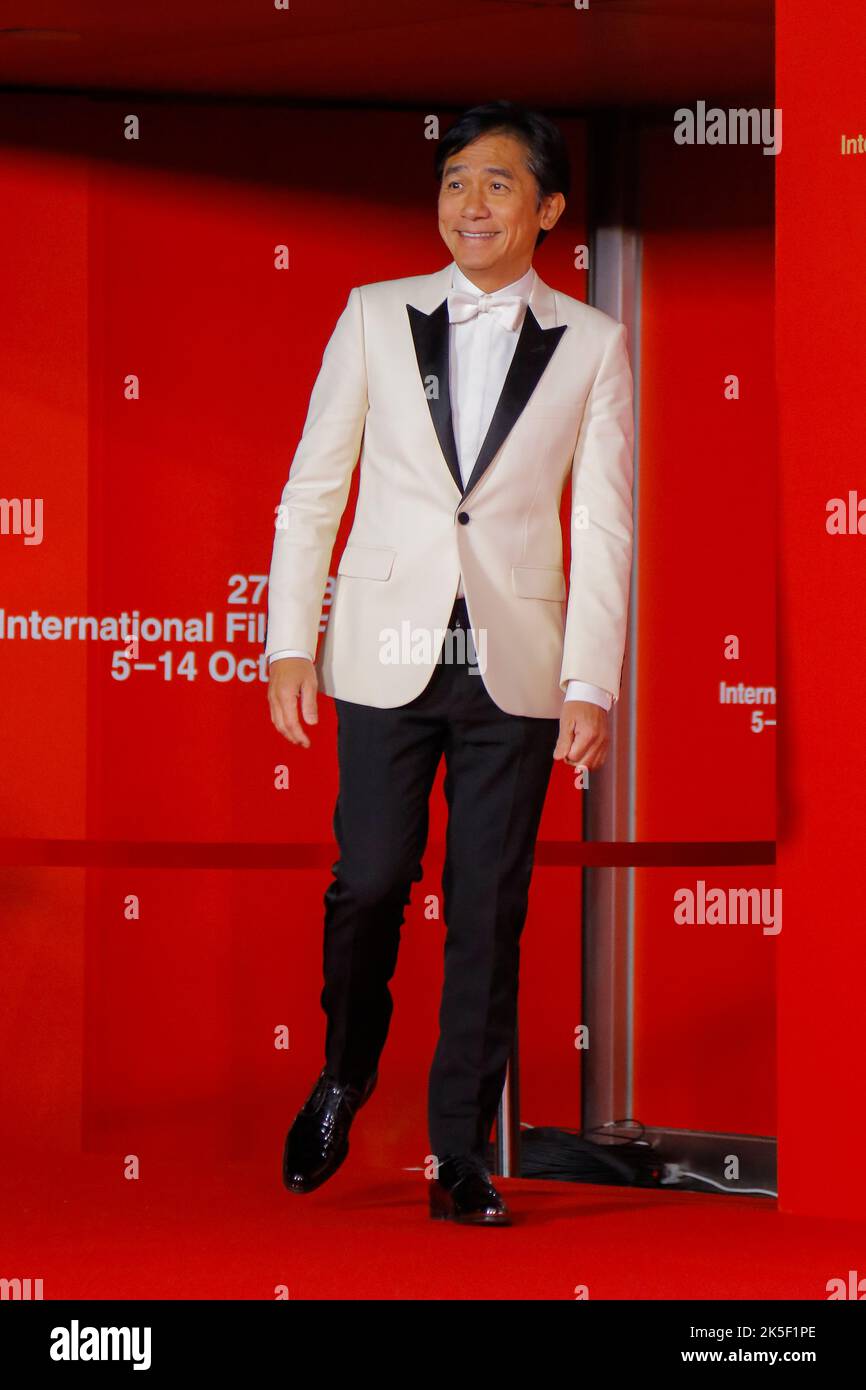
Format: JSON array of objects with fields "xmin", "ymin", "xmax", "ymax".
[{"xmin": 434, "ymin": 99, "xmax": 570, "ymax": 247}]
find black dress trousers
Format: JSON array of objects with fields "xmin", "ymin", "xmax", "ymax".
[{"xmin": 320, "ymin": 596, "xmax": 560, "ymax": 1160}]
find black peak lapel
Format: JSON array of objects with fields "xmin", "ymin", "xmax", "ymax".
[
  {"xmin": 461, "ymin": 307, "xmax": 567, "ymax": 499},
  {"xmin": 407, "ymin": 298, "xmax": 568, "ymax": 500},
  {"xmin": 406, "ymin": 300, "xmax": 463, "ymax": 495}
]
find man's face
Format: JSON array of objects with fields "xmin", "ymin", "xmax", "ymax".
[{"xmin": 437, "ymin": 130, "xmax": 565, "ymax": 290}]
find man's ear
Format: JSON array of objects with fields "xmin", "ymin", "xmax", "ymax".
[{"xmin": 541, "ymin": 191, "xmax": 566, "ymax": 233}]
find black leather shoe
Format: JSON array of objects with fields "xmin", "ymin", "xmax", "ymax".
[
  {"xmin": 282, "ymin": 1067, "xmax": 378, "ymax": 1193},
  {"xmin": 429, "ymin": 1154, "xmax": 512, "ymax": 1225}
]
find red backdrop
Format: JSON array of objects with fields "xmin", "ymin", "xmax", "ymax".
[
  {"xmin": 1, "ymin": 86, "xmax": 807, "ymax": 1192},
  {"xmin": 0, "ymin": 100, "xmax": 592, "ymax": 1168}
]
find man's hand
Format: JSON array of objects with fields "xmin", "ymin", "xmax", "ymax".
[
  {"xmin": 553, "ymin": 700, "xmax": 609, "ymax": 772},
  {"xmin": 268, "ymin": 657, "xmax": 318, "ymax": 748}
]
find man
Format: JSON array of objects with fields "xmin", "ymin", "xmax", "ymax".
[{"xmin": 265, "ymin": 100, "xmax": 634, "ymax": 1225}]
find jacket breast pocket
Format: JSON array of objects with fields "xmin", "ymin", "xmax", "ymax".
[
  {"xmin": 511, "ymin": 565, "xmax": 567, "ymax": 601},
  {"xmin": 337, "ymin": 544, "xmax": 397, "ymax": 580}
]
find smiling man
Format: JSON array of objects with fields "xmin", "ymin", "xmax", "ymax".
[{"xmin": 265, "ymin": 99, "xmax": 634, "ymax": 1225}]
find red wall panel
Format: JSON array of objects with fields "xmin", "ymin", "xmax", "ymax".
[{"xmin": 776, "ymin": 0, "xmax": 866, "ymax": 1220}]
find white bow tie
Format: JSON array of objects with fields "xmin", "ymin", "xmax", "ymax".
[{"xmin": 446, "ymin": 288, "xmax": 526, "ymax": 332}]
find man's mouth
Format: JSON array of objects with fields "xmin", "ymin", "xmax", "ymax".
[{"xmin": 457, "ymin": 230, "xmax": 499, "ymax": 240}]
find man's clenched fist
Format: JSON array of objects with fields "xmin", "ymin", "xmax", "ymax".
[{"xmin": 552, "ymin": 700, "xmax": 609, "ymax": 772}]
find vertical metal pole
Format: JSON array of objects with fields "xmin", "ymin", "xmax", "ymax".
[
  {"xmin": 582, "ymin": 111, "xmax": 641, "ymax": 1133},
  {"xmin": 493, "ymin": 1024, "xmax": 521, "ymax": 1176}
]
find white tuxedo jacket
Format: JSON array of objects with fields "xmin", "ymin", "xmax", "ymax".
[{"xmin": 264, "ymin": 262, "xmax": 634, "ymax": 719}]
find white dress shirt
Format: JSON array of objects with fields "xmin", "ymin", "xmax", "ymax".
[{"xmin": 269, "ymin": 261, "xmax": 613, "ymax": 712}]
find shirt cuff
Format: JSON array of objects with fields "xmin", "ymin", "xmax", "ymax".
[
  {"xmin": 267, "ymin": 649, "xmax": 313, "ymax": 664},
  {"xmin": 564, "ymin": 680, "xmax": 613, "ymax": 709}
]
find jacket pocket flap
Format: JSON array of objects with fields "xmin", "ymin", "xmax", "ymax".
[
  {"xmin": 511, "ymin": 565, "xmax": 566, "ymax": 601},
  {"xmin": 337, "ymin": 544, "xmax": 396, "ymax": 580}
]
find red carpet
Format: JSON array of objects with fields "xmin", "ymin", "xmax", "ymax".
[{"xmin": 3, "ymin": 1145, "xmax": 864, "ymax": 1301}]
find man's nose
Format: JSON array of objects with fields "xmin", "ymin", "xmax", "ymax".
[{"xmin": 458, "ymin": 189, "xmax": 490, "ymax": 217}]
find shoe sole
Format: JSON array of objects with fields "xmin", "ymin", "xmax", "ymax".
[
  {"xmin": 429, "ymin": 1208, "xmax": 512, "ymax": 1226},
  {"xmin": 428, "ymin": 1183, "xmax": 512, "ymax": 1225}
]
